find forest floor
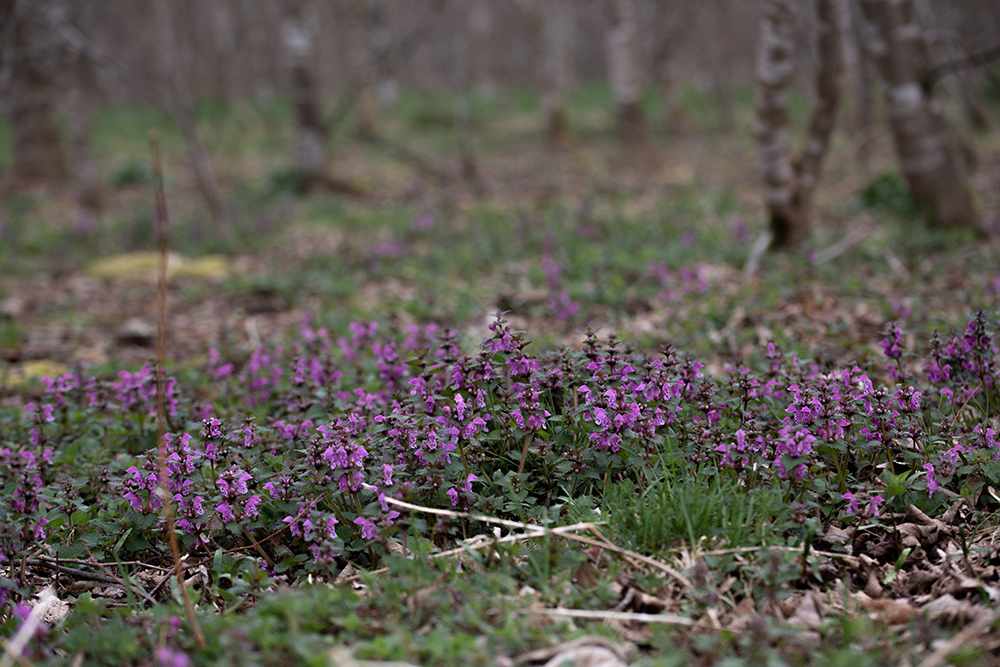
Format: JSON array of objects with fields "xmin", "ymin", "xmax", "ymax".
[
  {"xmin": 2, "ymin": 90, "xmax": 999, "ymax": 382},
  {"xmin": 2, "ymin": 87, "xmax": 1000, "ymax": 666}
]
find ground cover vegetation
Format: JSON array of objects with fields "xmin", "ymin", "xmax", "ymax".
[{"xmin": 2, "ymin": 81, "xmax": 1000, "ymax": 666}]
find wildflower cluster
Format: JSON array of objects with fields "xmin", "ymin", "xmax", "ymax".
[{"xmin": 1, "ymin": 310, "xmax": 998, "ymax": 595}]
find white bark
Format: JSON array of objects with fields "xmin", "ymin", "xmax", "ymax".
[
  {"xmin": 858, "ymin": 0, "xmax": 977, "ymax": 228},
  {"xmin": 607, "ymin": 0, "xmax": 645, "ymax": 144},
  {"xmin": 755, "ymin": 0, "xmax": 843, "ymax": 248},
  {"xmin": 281, "ymin": 0, "xmax": 328, "ymax": 190}
]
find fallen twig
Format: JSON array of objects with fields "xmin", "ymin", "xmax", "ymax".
[
  {"xmin": 0, "ymin": 585, "xmax": 57, "ymax": 667},
  {"xmin": 534, "ymin": 607, "xmax": 696, "ymax": 627},
  {"xmin": 383, "ymin": 497, "xmax": 693, "ymax": 589}
]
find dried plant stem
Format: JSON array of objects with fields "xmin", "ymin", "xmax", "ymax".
[
  {"xmin": 149, "ymin": 131, "xmax": 207, "ymax": 650},
  {"xmin": 517, "ymin": 433, "xmax": 534, "ymax": 475},
  {"xmin": 536, "ymin": 607, "xmax": 696, "ymax": 627}
]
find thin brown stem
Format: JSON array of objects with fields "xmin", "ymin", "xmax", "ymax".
[{"xmin": 150, "ymin": 131, "xmax": 207, "ymax": 650}]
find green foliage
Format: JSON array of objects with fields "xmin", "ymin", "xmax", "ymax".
[
  {"xmin": 109, "ymin": 158, "xmax": 156, "ymax": 189},
  {"xmin": 853, "ymin": 171, "xmax": 920, "ymax": 221},
  {"xmin": 603, "ymin": 475, "xmax": 789, "ymax": 554}
]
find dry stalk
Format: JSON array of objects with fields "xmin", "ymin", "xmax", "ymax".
[{"xmin": 149, "ymin": 131, "xmax": 207, "ymax": 650}]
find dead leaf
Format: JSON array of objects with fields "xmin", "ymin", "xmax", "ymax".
[{"xmin": 858, "ymin": 597, "xmax": 914, "ymax": 624}]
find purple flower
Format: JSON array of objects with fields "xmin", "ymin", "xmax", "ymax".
[
  {"xmin": 924, "ymin": 463, "xmax": 939, "ymax": 494},
  {"xmin": 463, "ymin": 474, "xmax": 478, "ymax": 492},
  {"xmin": 125, "ymin": 492, "xmax": 143, "ymax": 513},
  {"xmin": 773, "ymin": 425, "xmax": 816, "ymax": 480},
  {"xmin": 842, "ymin": 492, "xmax": 859, "ymax": 515},
  {"xmin": 865, "ymin": 495, "xmax": 884, "ymax": 518},
  {"xmin": 244, "ymin": 495, "xmax": 262, "ymax": 519},
  {"xmin": 155, "ymin": 645, "xmax": 190, "ymax": 667},
  {"xmin": 447, "ymin": 488, "xmax": 459, "ymax": 506},
  {"xmin": 880, "ymin": 324, "xmax": 904, "ymax": 359},
  {"xmin": 217, "ymin": 503, "xmax": 235, "ymax": 523},
  {"xmin": 353, "ymin": 516, "xmax": 378, "ymax": 540}
]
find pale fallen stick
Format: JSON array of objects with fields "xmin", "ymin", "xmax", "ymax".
[
  {"xmin": 384, "ymin": 497, "xmax": 693, "ymax": 589},
  {"xmin": 535, "ymin": 607, "xmax": 695, "ymax": 627},
  {"xmin": 743, "ymin": 231, "xmax": 773, "ymax": 279},
  {"xmin": 812, "ymin": 225, "xmax": 873, "ymax": 265},
  {"xmin": 432, "ymin": 521, "xmax": 598, "ymax": 559},
  {"xmin": 0, "ymin": 585, "xmax": 58, "ymax": 667}
]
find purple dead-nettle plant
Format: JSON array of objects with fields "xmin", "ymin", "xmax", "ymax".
[
  {"xmin": 201, "ymin": 417, "xmax": 230, "ymax": 467},
  {"xmin": 112, "ymin": 364, "xmax": 179, "ymax": 418},
  {"xmin": 4, "ymin": 449, "xmax": 50, "ymax": 552},
  {"xmin": 207, "ymin": 348, "xmax": 235, "ymax": 380},
  {"xmin": 123, "ymin": 460, "xmax": 163, "ymax": 515},
  {"xmin": 263, "ymin": 473, "xmax": 298, "ymax": 502},
  {"xmin": 402, "ymin": 322, "xmax": 441, "ymax": 353},
  {"xmin": 215, "ymin": 467, "xmax": 257, "ymax": 523},
  {"xmin": 318, "ymin": 414, "xmax": 370, "ymax": 494},
  {"xmin": 282, "ymin": 502, "xmax": 342, "ymax": 566},
  {"xmin": 772, "ymin": 424, "xmax": 817, "ymax": 481},
  {"xmin": 842, "ymin": 490, "xmax": 884, "ymax": 518},
  {"xmin": 272, "ymin": 419, "xmax": 315, "ymax": 444},
  {"xmin": 241, "ymin": 346, "xmax": 283, "ymax": 408},
  {"xmin": 510, "ymin": 381, "xmax": 550, "ymax": 434},
  {"xmin": 23, "ymin": 402, "xmax": 55, "ymax": 450}
]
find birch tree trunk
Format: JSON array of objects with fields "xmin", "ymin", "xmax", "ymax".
[
  {"xmin": 365, "ymin": 0, "xmax": 398, "ymax": 112},
  {"xmin": 754, "ymin": 0, "xmax": 843, "ymax": 249},
  {"xmin": 281, "ymin": 0, "xmax": 329, "ymax": 191},
  {"xmin": 847, "ymin": 0, "xmax": 876, "ymax": 172},
  {"xmin": 858, "ymin": 0, "xmax": 977, "ymax": 229},
  {"xmin": 155, "ymin": 0, "xmax": 226, "ymax": 227},
  {"xmin": 542, "ymin": 0, "xmax": 573, "ymax": 148},
  {"xmin": 520, "ymin": 0, "xmax": 574, "ymax": 147},
  {"xmin": 468, "ymin": 0, "xmax": 496, "ymax": 97},
  {"xmin": 5, "ymin": 0, "xmax": 69, "ymax": 185},
  {"xmin": 606, "ymin": 0, "xmax": 646, "ymax": 146},
  {"xmin": 346, "ymin": 0, "xmax": 377, "ymax": 136},
  {"xmin": 67, "ymin": 44, "xmax": 101, "ymax": 222},
  {"xmin": 911, "ymin": 0, "xmax": 990, "ymax": 130}
]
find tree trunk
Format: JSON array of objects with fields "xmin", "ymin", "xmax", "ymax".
[
  {"xmin": 712, "ymin": 0, "xmax": 736, "ymax": 132},
  {"xmin": 67, "ymin": 45, "xmax": 101, "ymax": 223},
  {"xmin": 649, "ymin": 1, "xmax": 701, "ymax": 134},
  {"xmin": 345, "ymin": 0, "xmax": 377, "ymax": 136},
  {"xmin": 858, "ymin": 0, "xmax": 978, "ymax": 229},
  {"xmin": 911, "ymin": 0, "xmax": 990, "ymax": 131},
  {"xmin": 754, "ymin": 0, "xmax": 843, "ymax": 249},
  {"xmin": 155, "ymin": 0, "xmax": 226, "ymax": 227},
  {"xmin": 6, "ymin": 0, "xmax": 69, "ymax": 185},
  {"xmin": 364, "ymin": 0, "xmax": 398, "ymax": 111},
  {"xmin": 847, "ymin": 0, "xmax": 876, "ymax": 172},
  {"xmin": 281, "ymin": 0, "xmax": 329, "ymax": 192},
  {"xmin": 520, "ymin": 0, "xmax": 573, "ymax": 148},
  {"xmin": 607, "ymin": 0, "xmax": 646, "ymax": 146},
  {"xmin": 468, "ymin": 0, "xmax": 496, "ymax": 98}
]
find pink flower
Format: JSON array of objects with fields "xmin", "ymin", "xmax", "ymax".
[
  {"xmin": 217, "ymin": 503, "xmax": 235, "ymax": 523},
  {"xmin": 244, "ymin": 496, "xmax": 262, "ymax": 519},
  {"xmin": 924, "ymin": 463, "xmax": 939, "ymax": 494},
  {"xmin": 842, "ymin": 492, "xmax": 859, "ymax": 515},
  {"xmin": 353, "ymin": 516, "xmax": 378, "ymax": 540},
  {"xmin": 865, "ymin": 495, "xmax": 884, "ymax": 518}
]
